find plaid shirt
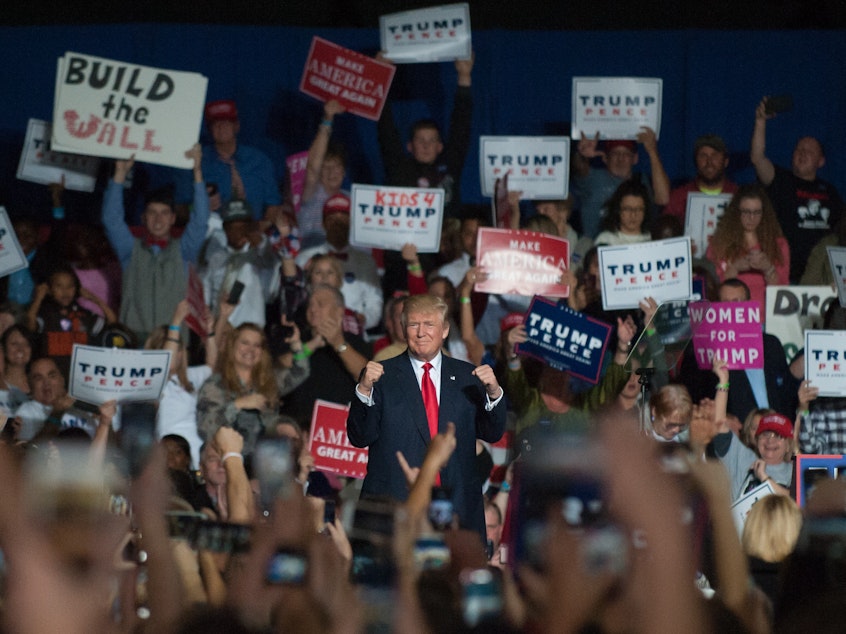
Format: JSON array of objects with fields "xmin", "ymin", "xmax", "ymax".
[{"xmin": 799, "ymin": 397, "xmax": 846, "ymax": 455}]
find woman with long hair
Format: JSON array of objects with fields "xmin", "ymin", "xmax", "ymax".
[
  {"xmin": 594, "ymin": 178, "xmax": 652, "ymax": 246},
  {"xmin": 197, "ymin": 319, "xmax": 309, "ymax": 456},
  {"xmin": 706, "ymin": 184, "xmax": 789, "ymax": 311}
]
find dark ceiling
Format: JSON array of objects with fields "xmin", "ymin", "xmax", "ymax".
[{"xmin": 5, "ymin": 0, "xmax": 846, "ymax": 29}]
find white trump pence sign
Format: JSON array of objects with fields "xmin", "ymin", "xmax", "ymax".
[{"xmin": 70, "ymin": 345, "xmax": 172, "ymax": 405}]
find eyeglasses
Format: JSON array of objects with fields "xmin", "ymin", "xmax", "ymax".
[
  {"xmin": 662, "ymin": 421, "xmax": 688, "ymax": 433},
  {"xmin": 740, "ymin": 208, "xmax": 763, "ymax": 216},
  {"xmin": 758, "ymin": 430, "xmax": 784, "ymax": 440},
  {"xmin": 620, "ymin": 206, "xmax": 646, "ymax": 214}
]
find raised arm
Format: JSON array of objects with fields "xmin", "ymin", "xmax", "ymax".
[
  {"xmin": 303, "ymin": 99, "xmax": 345, "ymax": 202},
  {"xmin": 181, "ymin": 144, "xmax": 211, "ymax": 263},
  {"xmin": 750, "ymin": 97, "xmax": 776, "ymax": 186},
  {"xmin": 638, "ymin": 126, "xmax": 670, "ymax": 206},
  {"xmin": 102, "ymin": 157, "xmax": 137, "ymax": 266}
]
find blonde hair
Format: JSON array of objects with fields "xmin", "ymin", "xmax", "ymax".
[
  {"xmin": 742, "ymin": 495, "xmax": 802, "ymax": 562},
  {"xmin": 649, "ymin": 384, "xmax": 693, "ymax": 423},
  {"xmin": 742, "ymin": 408, "xmax": 773, "ymax": 449}
]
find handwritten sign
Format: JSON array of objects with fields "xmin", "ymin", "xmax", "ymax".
[
  {"xmin": 516, "ymin": 297, "xmax": 611, "ymax": 384},
  {"xmin": 380, "ymin": 3, "xmax": 471, "ymax": 63},
  {"xmin": 299, "ymin": 37, "xmax": 395, "ymax": 121},
  {"xmin": 598, "ymin": 237, "xmax": 692, "ymax": 310},
  {"xmin": 475, "ymin": 227, "xmax": 569, "ymax": 297},
  {"xmin": 826, "ymin": 246, "xmax": 846, "ymax": 308},
  {"xmin": 286, "ymin": 150, "xmax": 309, "ymax": 213},
  {"xmin": 479, "ymin": 136, "xmax": 570, "ymax": 199},
  {"xmin": 765, "ymin": 285, "xmax": 837, "ymax": 364},
  {"xmin": 17, "ymin": 118, "xmax": 100, "ymax": 192},
  {"xmin": 69, "ymin": 345, "xmax": 171, "ymax": 405},
  {"xmin": 805, "ymin": 330, "xmax": 846, "ymax": 397},
  {"xmin": 310, "ymin": 400, "xmax": 367, "ymax": 479},
  {"xmin": 52, "ymin": 52, "xmax": 207, "ymax": 168},
  {"xmin": 689, "ymin": 301, "xmax": 764, "ymax": 369},
  {"xmin": 572, "ymin": 77, "xmax": 663, "ymax": 140},
  {"xmin": 350, "ymin": 183, "xmax": 443, "ymax": 252},
  {"xmin": 685, "ymin": 193, "xmax": 731, "ymax": 256},
  {"xmin": 0, "ymin": 207, "xmax": 29, "ymax": 279}
]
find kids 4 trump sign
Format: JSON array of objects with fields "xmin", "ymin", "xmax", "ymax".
[
  {"xmin": 380, "ymin": 3, "xmax": 472, "ymax": 63},
  {"xmin": 69, "ymin": 345, "xmax": 171, "ymax": 405},
  {"xmin": 0, "ymin": 207, "xmax": 29, "ymax": 278},
  {"xmin": 300, "ymin": 37, "xmax": 395, "ymax": 121},
  {"xmin": 474, "ymin": 228, "xmax": 569, "ymax": 297},
  {"xmin": 479, "ymin": 136, "xmax": 570, "ymax": 199},
  {"xmin": 598, "ymin": 237, "xmax": 693, "ymax": 310},
  {"xmin": 689, "ymin": 301, "xmax": 764, "ymax": 370},
  {"xmin": 516, "ymin": 298, "xmax": 611, "ymax": 384},
  {"xmin": 571, "ymin": 77, "xmax": 663, "ymax": 140},
  {"xmin": 52, "ymin": 52, "xmax": 208, "ymax": 169},
  {"xmin": 350, "ymin": 184, "xmax": 444, "ymax": 252},
  {"xmin": 309, "ymin": 400, "xmax": 368, "ymax": 479}
]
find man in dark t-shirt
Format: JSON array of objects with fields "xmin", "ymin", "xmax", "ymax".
[{"xmin": 750, "ymin": 97, "xmax": 845, "ymax": 282}]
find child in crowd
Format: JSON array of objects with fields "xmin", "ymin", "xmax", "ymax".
[{"xmin": 25, "ymin": 264, "xmax": 116, "ymax": 380}]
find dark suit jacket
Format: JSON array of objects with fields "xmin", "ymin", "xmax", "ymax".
[
  {"xmin": 347, "ymin": 351, "xmax": 506, "ymax": 538},
  {"xmin": 679, "ymin": 333, "xmax": 798, "ymax": 421}
]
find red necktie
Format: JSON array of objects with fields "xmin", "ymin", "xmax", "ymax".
[{"xmin": 421, "ymin": 362, "xmax": 441, "ymax": 485}]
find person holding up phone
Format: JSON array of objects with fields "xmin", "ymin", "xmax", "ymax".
[{"xmin": 750, "ymin": 95, "xmax": 845, "ymax": 282}]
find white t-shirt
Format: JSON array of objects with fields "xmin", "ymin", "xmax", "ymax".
[{"xmin": 156, "ymin": 365, "xmax": 213, "ymax": 468}]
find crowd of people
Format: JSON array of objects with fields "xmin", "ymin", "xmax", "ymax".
[{"xmin": 1, "ymin": 49, "xmax": 846, "ymax": 632}]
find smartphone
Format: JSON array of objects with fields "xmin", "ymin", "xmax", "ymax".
[
  {"xmin": 266, "ymin": 547, "xmax": 308, "ymax": 585},
  {"xmin": 765, "ymin": 94, "xmax": 793, "ymax": 115},
  {"xmin": 428, "ymin": 487, "xmax": 454, "ymax": 531},
  {"xmin": 72, "ymin": 399, "xmax": 101, "ymax": 415},
  {"xmin": 119, "ymin": 401, "xmax": 158, "ymax": 478},
  {"xmin": 226, "ymin": 280, "xmax": 246, "ymax": 305},
  {"xmin": 323, "ymin": 500, "xmax": 337, "ymax": 526},
  {"xmin": 194, "ymin": 520, "xmax": 252, "ymax": 554},
  {"xmin": 460, "ymin": 568, "xmax": 503, "ymax": 628},
  {"xmin": 254, "ymin": 437, "xmax": 293, "ymax": 512},
  {"xmin": 305, "ymin": 470, "xmax": 335, "ymax": 499},
  {"xmin": 413, "ymin": 534, "xmax": 451, "ymax": 571},
  {"xmin": 166, "ymin": 510, "xmax": 208, "ymax": 541}
]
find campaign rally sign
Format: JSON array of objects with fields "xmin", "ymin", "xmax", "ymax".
[
  {"xmin": 17, "ymin": 118, "xmax": 100, "ymax": 192},
  {"xmin": 380, "ymin": 3, "xmax": 471, "ymax": 63},
  {"xmin": 689, "ymin": 301, "xmax": 764, "ymax": 370},
  {"xmin": 474, "ymin": 227, "xmax": 569, "ymax": 297},
  {"xmin": 350, "ymin": 183, "xmax": 443, "ymax": 252},
  {"xmin": 299, "ymin": 37, "xmax": 395, "ymax": 121},
  {"xmin": 479, "ymin": 136, "xmax": 570, "ymax": 199},
  {"xmin": 52, "ymin": 52, "xmax": 208, "ymax": 169},
  {"xmin": 804, "ymin": 330, "xmax": 846, "ymax": 397},
  {"xmin": 648, "ymin": 277, "xmax": 705, "ymax": 346},
  {"xmin": 0, "ymin": 207, "xmax": 29, "ymax": 279},
  {"xmin": 730, "ymin": 481, "xmax": 776, "ymax": 536},
  {"xmin": 765, "ymin": 285, "xmax": 836, "ymax": 364},
  {"xmin": 826, "ymin": 246, "xmax": 846, "ymax": 308},
  {"xmin": 794, "ymin": 454, "xmax": 846, "ymax": 507},
  {"xmin": 69, "ymin": 345, "xmax": 171, "ymax": 405},
  {"xmin": 516, "ymin": 297, "xmax": 611, "ymax": 384},
  {"xmin": 685, "ymin": 193, "xmax": 731, "ymax": 256},
  {"xmin": 572, "ymin": 77, "xmax": 663, "ymax": 140},
  {"xmin": 309, "ymin": 400, "xmax": 367, "ymax": 479},
  {"xmin": 285, "ymin": 150, "xmax": 309, "ymax": 213},
  {"xmin": 598, "ymin": 237, "xmax": 692, "ymax": 310}
]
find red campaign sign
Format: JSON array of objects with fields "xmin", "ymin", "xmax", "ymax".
[
  {"xmin": 299, "ymin": 36, "xmax": 395, "ymax": 121},
  {"xmin": 474, "ymin": 227, "xmax": 569, "ymax": 297},
  {"xmin": 308, "ymin": 400, "xmax": 368, "ymax": 479},
  {"xmin": 184, "ymin": 264, "xmax": 207, "ymax": 339}
]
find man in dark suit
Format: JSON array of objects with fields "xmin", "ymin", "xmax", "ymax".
[
  {"xmin": 347, "ymin": 294, "xmax": 505, "ymax": 538},
  {"xmin": 680, "ymin": 278, "xmax": 798, "ymax": 422}
]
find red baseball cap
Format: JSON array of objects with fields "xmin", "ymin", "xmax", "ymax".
[
  {"xmin": 603, "ymin": 140, "xmax": 637, "ymax": 154},
  {"xmin": 500, "ymin": 312, "xmax": 525, "ymax": 332},
  {"xmin": 205, "ymin": 99, "xmax": 239, "ymax": 124},
  {"xmin": 323, "ymin": 194, "xmax": 351, "ymax": 218},
  {"xmin": 756, "ymin": 413, "xmax": 793, "ymax": 438}
]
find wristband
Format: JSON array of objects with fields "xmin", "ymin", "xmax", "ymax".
[
  {"xmin": 166, "ymin": 336, "xmax": 181, "ymax": 344},
  {"xmin": 52, "ymin": 206, "xmax": 65, "ymax": 220},
  {"xmin": 499, "ymin": 481, "xmax": 511, "ymax": 493},
  {"xmin": 320, "ymin": 119, "xmax": 333, "ymax": 128},
  {"xmin": 798, "ymin": 409, "xmax": 810, "ymax": 417},
  {"xmin": 459, "ymin": 296, "xmax": 471, "ymax": 304},
  {"xmin": 716, "ymin": 382, "xmax": 730, "ymax": 392},
  {"xmin": 168, "ymin": 325, "xmax": 180, "ymax": 332},
  {"xmin": 646, "ymin": 327, "xmax": 657, "ymax": 336},
  {"xmin": 207, "ymin": 331, "xmax": 216, "ymax": 337},
  {"xmin": 222, "ymin": 452, "xmax": 243, "ymax": 464},
  {"xmin": 406, "ymin": 263, "xmax": 422, "ymax": 272}
]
